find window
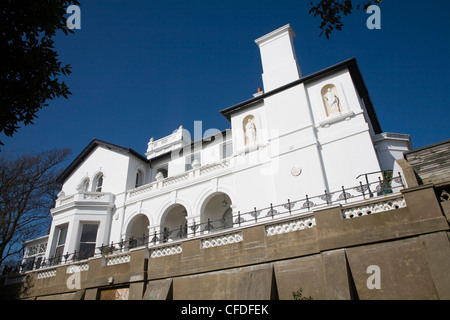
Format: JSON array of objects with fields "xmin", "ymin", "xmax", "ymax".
[
  {"xmin": 82, "ymin": 178, "xmax": 90, "ymax": 192},
  {"xmin": 99, "ymin": 287, "xmax": 130, "ymax": 300},
  {"xmin": 24, "ymin": 257, "xmax": 35, "ymax": 272},
  {"xmin": 185, "ymin": 153, "xmax": 201, "ymax": 171},
  {"xmin": 94, "ymin": 173, "xmax": 103, "ymax": 192},
  {"xmin": 54, "ymin": 225, "xmax": 68, "ymax": 261},
  {"xmin": 78, "ymin": 224, "xmax": 98, "ymax": 260},
  {"xmin": 135, "ymin": 170, "xmax": 144, "ymax": 188},
  {"xmin": 156, "ymin": 165, "xmax": 168, "ymax": 179},
  {"xmin": 35, "ymin": 257, "xmax": 42, "ymax": 269},
  {"xmin": 222, "ymin": 142, "xmax": 233, "ymax": 159}
]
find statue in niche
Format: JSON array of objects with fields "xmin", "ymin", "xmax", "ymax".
[
  {"xmin": 244, "ymin": 117, "xmax": 257, "ymax": 146},
  {"xmin": 324, "ymin": 88, "xmax": 339, "ymax": 111},
  {"xmin": 322, "ymin": 85, "xmax": 342, "ymax": 116}
]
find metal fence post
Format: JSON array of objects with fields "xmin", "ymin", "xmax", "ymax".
[
  {"xmin": 398, "ymin": 172, "xmax": 405, "ymax": 189},
  {"xmin": 360, "ymin": 181, "xmax": 366, "ymax": 199},
  {"xmin": 342, "ymin": 186, "xmax": 347, "ymax": 203}
]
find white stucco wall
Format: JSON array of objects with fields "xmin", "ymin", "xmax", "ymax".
[
  {"xmin": 61, "ymin": 146, "xmax": 134, "ymax": 196},
  {"xmin": 41, "ymin": 24, "xmax": 412, "ymax": 264}
]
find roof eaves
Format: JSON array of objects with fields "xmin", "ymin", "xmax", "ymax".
[
  {"xmin": 219, "ymin": 58, "xmax": 358, "ymax": 121},
  {"xmin": 219, "ymin": 58, "xmax": 382, "ymax": 135},
  {"xmin": 56, "ymin": 139, "xmax": 148, "ymax": 184}
]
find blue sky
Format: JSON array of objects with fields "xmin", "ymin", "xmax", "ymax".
[{"xmin": 3, "ymin": 0, "xmax": 449, "ymax": 162}]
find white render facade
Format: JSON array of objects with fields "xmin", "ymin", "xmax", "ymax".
[{"xmin": 35, "ymin": 25, "xmax": 412, "ymax": 266}]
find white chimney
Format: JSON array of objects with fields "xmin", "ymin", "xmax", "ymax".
[{"xmin": 255, "ymin": 24, "xmax": 301, "ymax": 92}]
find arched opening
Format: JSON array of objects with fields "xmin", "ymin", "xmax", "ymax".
[
  {"xmin": 81, "ymin": 178, "xmax": 90, "ymax": 192},
  {"xmin": 93, "ymin": 173, "xmax": 104, "ymax": 192},
  {"xmin": 160, "ymin": 204, "xmax": 188, "ymax": 242},
  {"xmin": 201, "ymin": 192, "xmax": 232, "ymax": 233},
  {"xmin": 135, "ymin": 169, "xmax": 144, "ymax": 188},
  {"xmin": 243, "ymin": 115, "xmax": 257, "ymax": 147},
  {"xmin": 321, "ymin": 84, "xmax": 341, "ymax": 117},
  {"xmin": 127, "ymin": 214, "xmax": 149, "ymax": 248}
]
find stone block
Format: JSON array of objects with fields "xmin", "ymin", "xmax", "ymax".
[{"xmin": 143, "ymin": 279, "xmax": 173, "ymax": 300}]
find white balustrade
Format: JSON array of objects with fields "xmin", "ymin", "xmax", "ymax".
[
  {"xmin": 149, "ymin": 244, "xmax": 182, "ymax": 258},
  {"xmin": 201, "ymin": 232, "xmax": 243, "ymax": 249},
  {"xmin": 66, "ymin": 262, "xmax": 89, "ymax": 274},
  {"xmin": 36, "ymin": 268, "xmax": 57, "ymax": 279},
  {"xmin": 342, "ymin": 196, "xmax": 406, "ymax": 219},
  {"xmin": 265, "ymin": 216, "xmax": 316, "ymax": 237},
  {"xmin": 105, "ymin": 254, "xmax": 131, "ymax": 266}
]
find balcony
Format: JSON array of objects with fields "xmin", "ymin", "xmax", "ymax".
[
  {"xmin": 5, "ymin": 171, "xmax": 407, "ymax": 276},
  {"xmin": 146, "ymin": 125, "xmax": 191, "ymax": 160},
  {"xmin": 3, "ymin": 171, "xmax": 412, "ymax": 279},
  {"xmin": 53, "ymin": 192, "xmax": 115, "ymax": 212},
  {"xmin": 126, "ymin": 159, "xmax": 232, "ymax": 201}
]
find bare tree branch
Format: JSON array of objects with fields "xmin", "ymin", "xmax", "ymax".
[{"xmin": 0, "ymin": 148, "xmax": 71, "ymax": 267}]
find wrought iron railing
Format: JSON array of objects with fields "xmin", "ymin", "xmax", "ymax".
[{"xmin": 2, "ymin": 171, "xmax": 405, "ymax": 276}]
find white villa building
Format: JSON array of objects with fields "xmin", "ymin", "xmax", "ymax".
[{"xmin": 22, "ymin": 24, "xmax": 412, "ymax": 270}]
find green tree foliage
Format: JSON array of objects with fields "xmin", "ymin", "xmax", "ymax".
[
  {"xmin": 309, "ymin": 0, "xmax": 382, "ymax": 38},
  {"xmin": 0, "ymin": 148, "xmax": 71, "ymax": 268},
  {"xmin": 0, "ymin": 0, "xmax": 80, "ymax": 146}
]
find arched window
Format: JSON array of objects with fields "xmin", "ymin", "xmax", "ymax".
[
  {"xmin": 135, "ymin": 170, "xmax": 144, "ymax": 188},
  {"xmin": 93, "ymin": 173, "xmax": 103, "ymax": 193},
  {"xmin": 81, "ymin": 178, "xmax": 90, "ymax": 192}
]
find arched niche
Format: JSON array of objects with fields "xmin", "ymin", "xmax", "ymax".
[
  {"xmin": 243, "ymin": 115, "xmax": 257, "ymax": 147},
  {"xmin": 321, "ymin": 84, "xmax": 342, "ymax": 117}
]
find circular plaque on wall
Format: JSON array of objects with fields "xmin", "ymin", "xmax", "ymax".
[{"xmin": 291, "ymin": 166, "xmax": 302, "ymax": 177}]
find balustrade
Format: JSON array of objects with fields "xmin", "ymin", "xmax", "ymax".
[{"xmin": 5, "ymin": 171, "xmax": 408, "ymax": 276}]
